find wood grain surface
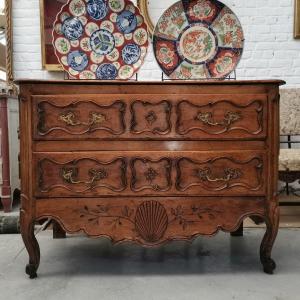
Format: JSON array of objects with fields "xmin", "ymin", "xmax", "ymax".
[{"xmin": 18, "ymin": 80, "xmax": 284, "ymax": 277}]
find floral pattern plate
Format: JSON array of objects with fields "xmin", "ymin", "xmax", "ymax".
[
  {"xmin": 153, "ymin": 0, "xmax": 244, "ymax": 80},
  {"xmin": 53, "ymin": 0, "xmax": 149, "ymax": 80}
]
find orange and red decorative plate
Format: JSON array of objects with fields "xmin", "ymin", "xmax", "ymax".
[
  {"xmin": 153, "ymin": 0, "xmax": 244, "ymax": 80},
  {"xmin": 53, "ymin": 0, "xmax": 149, "ymax": 80}
]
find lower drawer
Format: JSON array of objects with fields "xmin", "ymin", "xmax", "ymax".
[
  {"xmin": 35, "ymin": 197, "xmax": 265, "ymax": 246},
  {"xmin": 33, "ymin": 150, "xmax": 267, "ymax": 197}
]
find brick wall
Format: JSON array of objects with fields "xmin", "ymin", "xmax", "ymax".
[{"xmin": 12, "ymin": 0, "xmax": 300, "ymax": 86}]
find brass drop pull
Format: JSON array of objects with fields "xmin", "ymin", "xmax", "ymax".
[
  {"xmin": 59, "ymin": 112, "xmax": 106, "ymax": 127},
  {"xmin": 61, "ymin": 168, "xmax": 81, "ymax": 184},
  {"xmin": 197, "ymin": 167, "xmax": 242, "ymax": 183},
  {"xmin": 61, "ymin": 168, "xmax": 108, "ymax": 186},
  {"xmin": 195, "ymin": 111, "xmax": 241, "ymax": 127},
  {"xmin": 59, "ymin": 112, "xmax": 79, "ymax": 126}
]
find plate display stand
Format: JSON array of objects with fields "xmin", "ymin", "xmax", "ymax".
[
  {"xmin": 63, "ymin": 71, "xmax": 236, "ymax": 82},
  {"xmin": 63, "ymin": 71, "xmax": 139, "ymax": 81},
  {"xmin": 161, "ymin": 70, "xmax": 236, "ymax": 82}
]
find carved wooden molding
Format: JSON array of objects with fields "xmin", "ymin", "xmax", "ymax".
[
  {"xmin": 37, "ymin": 100, "xmax": 126, "ymax": 136},
  {"xmin": 130, "ymin": 157, "xmax": 172, "ymax": 192},
  {"xmin": 74, "ymin": 201, "xmax": 226, "ymax": 242},
  {"xmin": 77, "ymin": 201, "xmax": 169, "ymax": 243},
  {"xmin": 130, "ymin": 100, "xmax": 172, "ymax": 135},
  {"xmin": 176, "ymin": 100, "xmax": 264, "ymax": 135},
  {"xmin": 35, "ymin": 199, "xmax": 266, "ymax": 245},
  {"xmin": 38, "ymin": 157, "xmax": 127, "ymax": 193},
  {"xmin": 176, "ymin": 156, "xmax": 264, "ymax": 192}
]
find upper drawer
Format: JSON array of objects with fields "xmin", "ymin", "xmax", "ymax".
[{"xmin": 32, "ymin": 94, "xmax": 267, "ymax": 140}]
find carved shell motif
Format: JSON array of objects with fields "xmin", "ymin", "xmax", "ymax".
[{"xmin": 135, "ymin": 201, "xmax": 168, "ymax": 243}]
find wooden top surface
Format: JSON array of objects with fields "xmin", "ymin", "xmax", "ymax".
[{"xmin": 15, "ymin": 79, "xmax": 286, "ymax": 86}]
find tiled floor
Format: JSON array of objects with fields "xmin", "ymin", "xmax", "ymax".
[
  {"xmin": 0, "ymin": 229, "xmax": 299, "ymax": 300},
  {"xmin": 1, "ymin": 193, "xmax": 299, "ymax": 299}
]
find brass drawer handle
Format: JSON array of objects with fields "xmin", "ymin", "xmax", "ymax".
[
  {"xmin": 59, "ymin": 112, "xmax": 106, "ymax": 127},
  {"xmin": 61, "ymin": 168, "xmax": 108, "ymax": 186},
  {"xmin": 195, "ymin": 111, "xmax": 241, "ymax": 127},
  {"xmin": 197, "ymin": 167, "xmax": 242, "ymax": 183}
]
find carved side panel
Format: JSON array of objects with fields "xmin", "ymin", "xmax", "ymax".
[
  {"xmin": 36, "ymin": 198, "xmax": 265, "ymax": 246},
  {"xmin": 130, "ymin": 158, "xmax": 172, "ymax": 192},
  {"xmin": 37, "ymin": 157, "xmax": 127, "ymax": 196},
  {"xmin": 176, "ymin": 156, "xmax": 264, "ymax": 192},
  {"xmin": 176, "ymin": 100, "xmax": 264, "ymax": 137},
  {"xmin": 35, "ymin": 100, "xmax": 126, "ymax": 138},
  {"xmin": 130, "ymin": 100, "xmax": 172, "ymax": 135}
]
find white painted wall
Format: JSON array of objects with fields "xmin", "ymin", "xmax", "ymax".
[{"xmin": 12, "ymin": 0, "xmax": 300, "ymax": 86}]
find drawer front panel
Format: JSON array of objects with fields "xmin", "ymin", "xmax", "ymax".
[
  {"xmin": 176, "ymin": 99, "xmax": 264, "ymax": 138},
  {"xmin": 34, "ymin": 151, "xmax": 266, "ymax": 197},
  {"xmin": 32, "ymin": 94, "xmax": 267, "ymax": 140},
  {"xmin": 34, "ymin": 98, "xmax": 126, "ymax": 139},
  {"xmin": 130, "ymin": 100, "xmax": 172, "ymax": 135},
  {"xmin": 36, "ymin": 197, "xmax": 265, "ymax": 246},
  {"xmin": 176, "ymin": 156, "xmax": 263, "ymax": 193},
  {"xmin": 38, "ymin": 157, "xmax": 127, "ymax": 194}
]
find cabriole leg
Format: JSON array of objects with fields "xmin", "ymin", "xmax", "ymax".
[
  {"xmin": 260, "ymin": 203, "xmax": 279, "ymax": 275},
  {"xmin": 20, "ymin": 210, "xmax": 40, "ymax": 279}
]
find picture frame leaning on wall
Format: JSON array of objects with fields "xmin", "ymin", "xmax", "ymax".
[
  {"xmin": 295, "ymin": 0, "xmax": 300, "ymax": 38},
  {"xmin": 137, "ymin": 0, "xmax": 154, "ymax": 37},
  {"xmin": 40, "ymin": 0, "xmax": 67, "ymax": 71}
]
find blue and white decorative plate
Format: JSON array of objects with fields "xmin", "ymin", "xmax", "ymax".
[{"xmin": 53, "ymin": 0, "xmax": 149, "ymax": 80}]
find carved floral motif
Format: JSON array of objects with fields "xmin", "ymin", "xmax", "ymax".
[
  {"xmin": 145, "ymin": 111, "xmax": 158, "ymax": 125},
  {"xmin": 130, "ymin": 100, "xmax": 172, "ymax": 134},
  {"xmin": 170, "ymin": 205, "xmax": 221, "ymax": 230},
  {"xmin": 75, "ymin": 200, "xmax": 223, "ymax": 243},
  {"xmin": 78, "ymin": 205, "xmax": 135, "ymax": 230},
  {"xmin": 144, "ymin": 168, "xmax": 159, "ymax": 183},
  {"xmin": 131, "ymin": 158, "xmax": 172, "ymax": 192}
]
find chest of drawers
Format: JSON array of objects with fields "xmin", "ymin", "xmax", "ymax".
[{"xmin": 18, "ymin": 80, "xmax": 284, "ymax": 278}]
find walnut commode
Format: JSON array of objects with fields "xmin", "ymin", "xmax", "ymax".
[{"xmin": 18, "ymin": 79, "xmax": 284, "ymax": 278}]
